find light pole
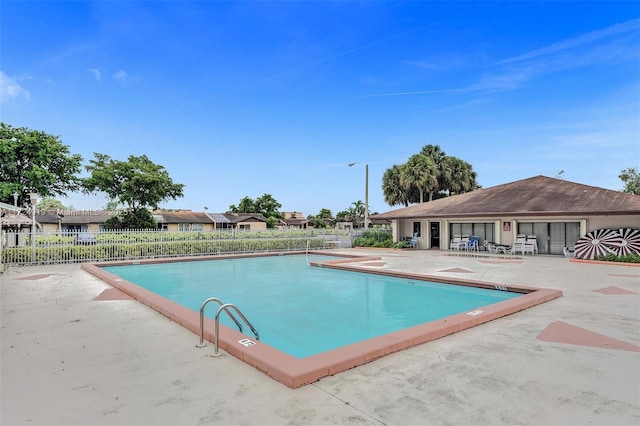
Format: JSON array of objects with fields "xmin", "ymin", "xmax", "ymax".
[
  {"xmin": 29, "ymin": 192, "xmax": 38, "ymax": 263},
  {"xmin": 348, "ymin": 163, "xmax": 369, "ymax": 230}
]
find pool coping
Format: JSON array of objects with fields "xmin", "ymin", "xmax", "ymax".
[{"xmin": 81, "ymin": 252, "xmax": 562, "ymax": 389}]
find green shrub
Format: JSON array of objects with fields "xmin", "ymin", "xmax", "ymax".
[
  {"xmin": 1, "ymin": 236, "xmax": 328, "ymax": 265},
  {"xmin": 595, "ymin": 253, "xmax": 640, "ymax": 263},
  {"xmin": 393, "ymin": 240, "xmax": 411, "ymax": 249},
  {"xmin": 353, "ymin": 229, "xmax": 394, "ymax": 248}
]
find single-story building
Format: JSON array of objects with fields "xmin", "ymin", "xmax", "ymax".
[
  {"xmin": 31, "ymin": 209, "xmax": 269, "ymax": 233},
  {"xmin": 371, "ymin": 175, "xmax": 640, "ymax": 255},
  {"xmin": 281, "ymin": 212, "xmax": 312, "ymax": 229},
  {"xmin": 205, "ymin": 213, "xmax": 268, "ymax": 231}
]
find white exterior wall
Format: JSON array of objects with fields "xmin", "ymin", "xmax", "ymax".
[
  {"xmin": 587, "ymin": 215, "xmax": 640, "ymax": 231},
  {"xmin": 391, "ymin": 214, "xmax": 640, "ymax": 250}
]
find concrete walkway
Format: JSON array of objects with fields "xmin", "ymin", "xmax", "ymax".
[{"xmin": 1, "ymin": 249, "xmax": 639, "ymax": 425}]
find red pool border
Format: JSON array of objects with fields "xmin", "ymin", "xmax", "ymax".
[{"xmin": 82, "ymin": 252, "xmax": 562, "ymax": 388}]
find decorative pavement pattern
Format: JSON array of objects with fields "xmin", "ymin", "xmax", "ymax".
[{"xmin": 537, "ymin": 285, "xmax": 639, "ymax": 352}]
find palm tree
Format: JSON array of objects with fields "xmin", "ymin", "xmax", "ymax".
[
  {"xmin": 400, "ymin": 154, "xmax": 437, "ymax": 203},
  {"xmin": 420, "ymin": 144, "xmax": 446, "ymax": 166},
  {"xmin": 350, "ymin": 200, "xmax": 366, "ymax": 227},
  {"xmin": 420, "ymin": 144, "xmax": 447, "ymax": 200},
  {"xmin": 382, "ymin": 165, "xmax": 410, "ymax": 207},
  {"xmin": 381, "ymin": 145, "xmax": 479, "ymax": 208},
  {"xmin": 440, "ymin": 156, "xmax": 477, "ymax": 195}
]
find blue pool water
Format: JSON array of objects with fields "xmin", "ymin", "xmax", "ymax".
[{"xmin": 104, "ymin": 255, "xmax": 521, "ymax": 358}]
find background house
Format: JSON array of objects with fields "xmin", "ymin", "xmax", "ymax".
[
  {"xmin": 206, "ymin": 213, "xmax": 268, "ymax": 231},
  {"xmin": 32, "ymin": 209, "xmax": 269, "ymax": 233},
  {"xmin": 281, "ymin": 212, "xmax": 312, "ymax": 229}
]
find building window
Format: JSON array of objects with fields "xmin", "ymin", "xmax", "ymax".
[
  {"xmin": 517, "ymin": 222, "xmax": 579, "ymax": 255},
  {"xmin": 239, "ymin": 224, "xmax": 250, "ymax": 231},
  {"xmin": 413, "ymin": 221, "xmax": 421, "ymax": 237},
  {"xmin": 177, "ymin": 223, "xmax": 203, "ymax": 232},
  {"xmin": 450, "ymin": 223, "xmax": 495, "ymax": 248}
]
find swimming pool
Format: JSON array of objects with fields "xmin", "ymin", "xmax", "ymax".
[
  {"xmin": 82, "ymin": 252, "xmax": 562, "ymax": 388},
  {"xmin": 102, "ymin": 254, "xmax": 521, "ymax": 358}
]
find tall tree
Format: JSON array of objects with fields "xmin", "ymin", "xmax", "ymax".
[
  {"xmin": 37, "ymin": 197, "xmax": 69, "ymax": 210},
  {"xmin": 255, "ymin": 193, "xmax": 283, "ymax": 219},
  {"xmin": 229, "ymin": 196, "xmax": 257, "ymax": 214},
  {"xmin": 315, "ymin": 208, "xmax": 333, "ymax": 219},
  {"xmin": 400, "ymin": 154, "xmax": 437, "ymax": 203},
  {"xmin": 441, "ymin": 156, "xmax": 477, "ymax": 196},
  {"xmin": 351, "ymin": 200, "xmax": 366, "ymax": 227},
  {"xmin": 83, "ymin": 153, "xmax": 184, "ymax": 228},
  {"xmin": 382, "ymin": 164, "xmax": 419, "ymax": 207},
  {"xmin": 308, "ymin": 208, "xmax": 333, "ymax": 228},
  {"xmin": 382, "ymin": 165, "xmax": 406, "ymax": 207},
  {"xmin": 420, "ymin": 144, "xmax": 446, "ymax": 200},
  {"xmin": 619, "ymin": 167, "xmax": 640, "ymax": 195},
  {"xmin": 0, "ymin": 122, "xmax": 83, "ymax": 207},
  {"xmin": 420, "ymin": 144, "xmax": 447, "ymax": 164},
  {"xmin": 382, "ymin": 145, "xmax": 479, "ymax": 206}
]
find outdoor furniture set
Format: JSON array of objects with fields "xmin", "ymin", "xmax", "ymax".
[{"xmin": 452, "ymin": 234, "xmax": 539, "ymax": 255}]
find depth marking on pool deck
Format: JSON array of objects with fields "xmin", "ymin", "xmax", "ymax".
[
  {"xmin": 95, "ymin": 288, "xmax": 135, "ymax": 301},
  {"xmin": 593, "ymin": 286, "xmax": 638, "ymax": 295},
  {"xmin": 438, "ymin": 267, "xmax": 474, "ymax": 273},
  {"xmin": 17, "ymin": 274, "xmax": 53, "ymax": 280},
  {"xmin": 537, "ymin": 321, "xmax": 640, "ymax": 352},
  {"xmin": 81, "ymin": 252, "xmax": 564, "ymax": 389}
]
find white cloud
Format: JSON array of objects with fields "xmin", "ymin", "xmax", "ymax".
[
  {"xmin": 0, "ymin": 71, "xmax": 30, "ymax": 103},
  {"xmin": 496, "ymin": 18, "xmax": 640, "ymax": 66},
  {"xmin": 113, "ymin": 70, "xmax": 127, "ymax": 82},
  {"xmin": 90, "ymin": 68, "xmax": 102, "ymax": 81},
  {"xmin": 475, "ymin": 19, "xmax": 640, "ymax": 93}
]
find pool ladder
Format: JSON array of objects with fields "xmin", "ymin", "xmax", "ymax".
[{"xmin": 196, "ymin": 297, "xmax": 259, "ymax": 356}]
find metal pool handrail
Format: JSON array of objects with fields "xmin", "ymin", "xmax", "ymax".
[
  {"xmin": 196, "ymin": 297, "xmax": 244, "ymax": 348},
  {"xmin": 214, "ymin": 303, "xmax": 259, "ymax": 356}
]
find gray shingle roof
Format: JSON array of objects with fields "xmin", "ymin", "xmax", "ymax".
[
  {"xmin": 155, "ymin": 211, "xmax": 213, "ymax": 223},
  {"xmin": 372, "ymin": 175, "xmax": 640, "ymax": 220}
]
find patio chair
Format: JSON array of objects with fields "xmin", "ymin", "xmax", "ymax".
[
  {"xmin": 521, "ymin": 241, "xmax": 536, "ymax": 255},
  {"xmin": 511, "ymin": 234, "xmax": 527, "ymax": 255},
  {"xmin": 526, "ymin": 235, "xmax": 539, "ymax": 254},
  {"xmin": 455, "ymin": 234, "xmax": 470, "ymax": 250},
  {"xmin": 450, "ymin": 234, "xmax": 463, "ymax": 250},
  {"xmin": 410, "ymin": 234, "xmax": 418, "ymax": 249},
  {"xmin": 511, "ymin": 242, "xmax": 524, "ymax": 255},
  {"xmin": 465, "ymin": 236, "xmax": 480, "ymax": 251}
]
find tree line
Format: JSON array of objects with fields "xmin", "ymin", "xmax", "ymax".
[{"xmin": 2, "ymin": 122, "xmax": 638, "ymax": 229}]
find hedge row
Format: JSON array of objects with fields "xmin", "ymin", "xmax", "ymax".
[{"xmin": 2, "ymin": 238, "xmax": 328, "ymax": 265}]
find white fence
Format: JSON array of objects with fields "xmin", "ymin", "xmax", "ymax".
[{"xmin": 0, "ymin": 229, "xmax": 354, "ymax": 266}]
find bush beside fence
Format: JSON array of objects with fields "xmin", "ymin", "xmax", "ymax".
[{"xmin": 1, "ymin": 229, "xmax": 346, "ymax": 266}]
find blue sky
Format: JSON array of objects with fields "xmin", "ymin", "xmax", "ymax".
[{"xmin": 2, "ymin": 1, "xmax": 639, "ymax": 216}]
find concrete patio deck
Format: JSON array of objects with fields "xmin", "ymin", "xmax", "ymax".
[{"xmin": 2, "ymin": 249, "xmax": 639, "ymax": 425}]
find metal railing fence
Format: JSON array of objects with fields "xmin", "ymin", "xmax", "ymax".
[{"xmin": 0, "ymin": 228, "xmax": 354, "ymax": 267}]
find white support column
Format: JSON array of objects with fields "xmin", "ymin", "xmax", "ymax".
[
  {"xmin": 443, "ymin": 220, "xmax": 449, "ymax": 249},
  {"xmin": 580, "ymin": 219, "xmax": 587, "ymax": 236}
]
